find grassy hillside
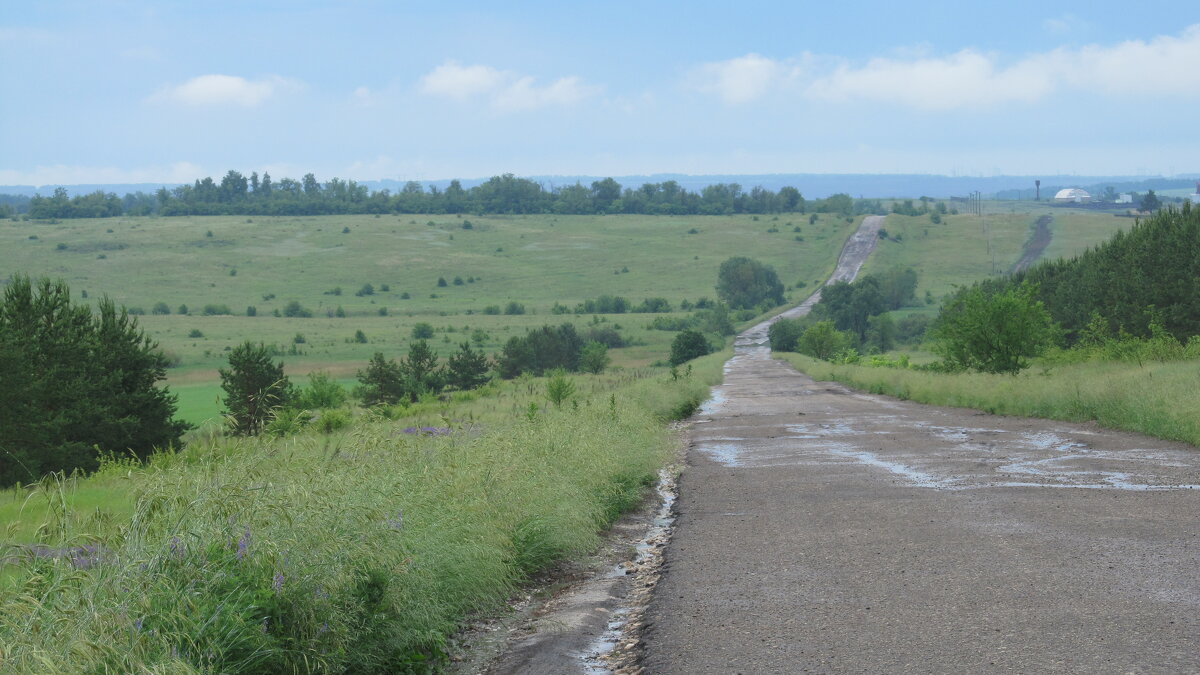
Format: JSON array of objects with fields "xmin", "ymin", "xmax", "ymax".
[
  {"xmin": 860, "ymin": 205, "xmax": 1134, "ymax": 315},
  {"xmin": 0, "ymin": 353, "xmax": 728, "ymax": 671},
  {"xmin": 2, "ymin": 212, "xmax": 856, "ymax": 421}
]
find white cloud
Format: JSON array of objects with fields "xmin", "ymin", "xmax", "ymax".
[
  {"xmin": 688, "ymin": 53, "xmax": 803, "ymax": 104},
  {"xmin": 419, "ymin": 60, "xmax": 599, "ymax": 111},
  {"xmin": 148, "ymin": 74, "xmax": 303, "ymax": 107},
  {"xmin": 1042, "ymin": 14, "xmax": 1079, "ymax": 35},
  {"xmin": 805, "ymin": 24, "xmax": 1200, "ymax": 110}
]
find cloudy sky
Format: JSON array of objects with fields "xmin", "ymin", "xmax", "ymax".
[{"xmin": 2, "ymin": 0, "xmax": 1198, "ymax": 185}]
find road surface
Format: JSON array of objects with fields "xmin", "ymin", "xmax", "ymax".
[{"xmin": 641, "ymin": 216, "xmax": 1200, "ymax": 673}]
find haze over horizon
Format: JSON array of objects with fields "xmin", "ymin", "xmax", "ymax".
[{"xmin": 3, "ymin": 1, "xmax": 1199, "ymax": 185}]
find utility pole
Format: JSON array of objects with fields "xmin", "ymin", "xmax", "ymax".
[{"xmin": 1035, "ymin": 180, "xmax": 1041, "ymax": 201}]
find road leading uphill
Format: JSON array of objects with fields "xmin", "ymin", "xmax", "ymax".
[{"xmin": 641, "ymin": 216, "xmax": 1200, "ymax": 673}]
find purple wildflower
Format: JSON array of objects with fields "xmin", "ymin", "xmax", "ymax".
[
  {"xmin": 134, "ymin": 617, "xmax": 143, "ymax": 632},
  {"xmin": 169, "ymin": 536, "xmax": 184, "ymax": 560},
  {"xmin": 273, "ymin": 571, "xmax": 285, "ymax": 593},
  {"xmin": 385, "ymin": 510, "xmax": 404, "ymax": 531},
  {"xmin": 236, "ymin": 526, "xmax": 251, "ymax": 561}
]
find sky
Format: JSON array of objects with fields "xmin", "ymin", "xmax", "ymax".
[{"xmin": 2, "ymin": 0, "xmax": 1199, "ymax": 185}]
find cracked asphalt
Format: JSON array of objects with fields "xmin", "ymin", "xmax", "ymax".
[{"xmin": 641, "ymin": 216, "xmax": 1200, "ymax": 673}]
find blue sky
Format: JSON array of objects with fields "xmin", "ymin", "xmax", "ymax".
[{"xmin": 2, "ymin": 1, "xmax": 1198, "ymax": 185}]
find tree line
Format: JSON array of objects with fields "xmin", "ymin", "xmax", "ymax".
[
  {"xmin": 16, "ymin": 171, "xmax": 880, "ymax": 219},
  {"xmin": 957, "ymin": 203, "xmax": 1200, "ymax": 344}
]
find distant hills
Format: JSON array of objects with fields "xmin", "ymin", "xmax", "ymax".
[{"xmin": 2, "ymin": 173, "xmax": 1197, "ymax": 200}]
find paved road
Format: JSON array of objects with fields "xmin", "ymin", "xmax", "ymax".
[{"xmin": 641, "ymin": 216, "xmax": 1200, "ymax": 673}]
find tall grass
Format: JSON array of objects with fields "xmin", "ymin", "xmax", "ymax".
[
  {"xmin": 779, "ymin": 352, "xmax": 1200, "ymax": 447},
  {"xmin": 0, "ymin": 354, "xmax": 725, "ymax": 672}
]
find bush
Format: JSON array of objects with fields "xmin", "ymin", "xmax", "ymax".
[
  {"xmin": 932, "ymin": 282, "xmax": 1058, "ymax": 374},
  {"xmin": 716, "ymin": 257, "xmax": 784, "ymax": 310},
  {"xmin": 498, "ymin": 324, "xmax": 583, "ymax": 378},
  {"xmin": 353, "ymin": 329, "xmax": 368, "ymax": 343},
  {"xmin": 797, "ymin": 321, "xmax": 853, "ymax": 361},
  {"xmin": 355, "ymin": 284, "xmax": 374, "ymax": 297},
  {"xmin": 219, "ymin": 342, "xmax": 291, "ymax": 436},
  {"xmin": 202, "ymin": 303, "xmax": 233, "ymax": 316},
  {"xmin": 580, "ymin": 341, "xmax": 610, "ymax": 374},
  {"xmin": 177, "ymin": 304, "xmax": 189, "ymax": 315},
  {"xmin": 670, "ymin": 330, "xmax": 711, "ymax": 366},
  {"xmin": 0, "ymin": 276, "xmax": 189, "ymax": 485},
  {"xmin": 437, "ymin": 277, "xmax": 448, "ymax": 288},
  {"xmin": 292, "ymin": 372, "xmax": 348, "ymax": 410},
  {"xmin": 482, "ymin": 305, "xmax": 501, "ymax": 315},
  {"xmin": 152, "ymin": 302, "xmax": 171, "ymax": 315},
  {"xmin": 582, "ymin": 326, "xmax": 625, "ymax": 348},
  {"xmin": 282, "ymin": 301, "xmax": 312, "ymax": 318},
  {"xmin": 504, "ymin": 301, "xmax": 526, "ymax": 315},
  {"xmin": 768, "ymin": 317, "xmax": 808, "ymax": 352},
  {"xmin": 545, "ymin": 369, "xmax": 576, "ymax": 407},
  {"xmin": 246, "ymin": 305, "xmax": 257, "ymax": 317},
  {"xmin": 188, "ymin": 329, "xmax": 204, "ymax": 338},
  {"xmin": 411, "ymin": 322, "xmax": 435, "ymax": 339}
]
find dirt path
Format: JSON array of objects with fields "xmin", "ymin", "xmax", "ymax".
[
  {"xmin": 1010, "ymin": 215, "xmax": 1053, "ymax": 273},
  {"xmin": 640, "ymin": 213, "xmax": 1200, "ymax": 673}
]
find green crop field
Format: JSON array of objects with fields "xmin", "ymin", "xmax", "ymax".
[{"xmin": 2, "ymin": 212, "xmax": 858, "ymax": 421}]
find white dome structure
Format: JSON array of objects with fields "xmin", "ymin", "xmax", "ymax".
[{"xmin": 1054, "ymin": 188, "xmax": 1091, "ymax": 203}]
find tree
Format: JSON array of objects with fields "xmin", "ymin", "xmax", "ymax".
[
  {"xmin": 670, "ymin": 330, "xmax": 711, "ymax": 366},
  {"xmin": 579, "ymin": 341, "xmax": 610, "ymax": 374},
  {"xmin": 796, "ymin": 321, "xmax": 852, "ymax": 360},
  {"xmin": 818, "ymin": 277, "xmax": 887, "ymax": 344},
  {"xmin": 357, "ymin": 353, "xmax": 405, "ymax": 406},
  {"xmin": 446, "ymin": 342, "xmax": 491, "ymax": 390},
  {"xmin": 1140, "ymin": 190, "xmax": 1161, "ymax": 212},
  {"xmin": 400, "ymin": 340, "xmax": 443, "ymax": 401},
  {"xmin": 220, "ymin": 342, "xmax": 290, "ymax": 435},
  {"xmin": 411, "ymin": 322, "xmax": 435, "ymax": 339},
  {"xmin": 932, "ymin": 283, "xmax": 1058, "ymax": 374},
  {"xmin": 0, "ymin": 277, "xmax": 189, "ymax": 486},
  {"xmin": 716, "ymin": 257, "xmax": 785, "ymax": 310}
]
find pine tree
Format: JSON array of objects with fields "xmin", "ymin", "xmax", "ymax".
[{"xmin": 219, "ymin": 342, "xmax": 290, "ymax": 435}]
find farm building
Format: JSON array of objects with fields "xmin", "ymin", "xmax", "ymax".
[{"xmin": 1054, "ymin": 188, "xmax": 1091, "ymax": 203}]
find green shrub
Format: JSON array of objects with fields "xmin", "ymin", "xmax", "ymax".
[{"xmin": 412, "ymin": 322, "xmax": 435, "ymax": 339}]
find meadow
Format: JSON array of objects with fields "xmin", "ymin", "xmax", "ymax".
[
  {"xmin": 1, "ymin": 211, "xmax": 857, "ymax": 423},
  {"xmin": 859, "ymin": 203, "xmax": 1134, "ymax": 318}
]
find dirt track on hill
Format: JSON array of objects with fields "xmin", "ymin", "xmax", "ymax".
[
  {"xmin": 640, "ymin": 213, "xmax": 1200, "ymax": 673},
  {"xmin": 1011, "ymin": 214, "xmax": 1053, "ymax": 273}
]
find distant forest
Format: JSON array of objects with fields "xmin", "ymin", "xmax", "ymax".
[{"xmin": 1, "ymin": 171, "xmax": 871, "ymax": 219}]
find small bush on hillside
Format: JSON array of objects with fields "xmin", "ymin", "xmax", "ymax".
[
  {"xmin": 292, "ymin": 372, "xmax": 348, "ymax": 410},
  {"xmin": 355, "ymin": 284, "xmax": 374, "ymax": 297},
  {"xmin": 482, "ymin": 305, "xmax": 501, "ymax": 315},
  {"xmin": 152, "ymin": 302, "xmax": 171, "ymax": 315},
  {"xmin": 412, "ymin": 322, "xmax": 435, "ymax": 339},
  {"xmin": 669, "ymin": 330, "xmax": 711, "ymax": 366},
  {"xmin": 188, "ymin": 329, "xmax": 204, "ymax": 338},
  {"xmin": 177, "ymin": 304, "xmax": 189, "ymax": 315},
  {"xmin": 580, "ymin": 341, "xmax": 610, "ymax": 374},
  {"xmin": 437, "ymin": 277, "xmax": 448, "ymax": 287},
  {"xmin": 282, "ymin": 301, "xmax": 313, "ymax": 318},
  {"xmin": 202, "ymin": 303, "xmax": 232, "ymax": 316},
  {"xmin": 545, "ymin": 369, "xmax": 576, "ymax": 407},
  {"xmin": 246, "ymin": 305, "xmax": 257, "ymax": 317},
  {"xmin": 504, "ymin": 301, "xmax": 525, "ymax": 316}
]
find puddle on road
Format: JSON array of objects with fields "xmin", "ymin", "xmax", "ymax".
[
  {"xmin": 825, "ymin": 445, "xmax": 953, "ymax": 489},
  {"xmin": 697, "ymin": 443, "xmax": 743, "ymax": 467}
]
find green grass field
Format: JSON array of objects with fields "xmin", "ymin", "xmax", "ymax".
[
  {"xmin": 3, "ymin": 212, "xmax": 857, "ymax": 421},
  {"xmin": 861, "ymin": 203, "xmax": 1137, "ymax": 318}
]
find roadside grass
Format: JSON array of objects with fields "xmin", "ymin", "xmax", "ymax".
[
  {"xmin": 0, "ymin": 352, "xmax": 726, "ymax": 672},
  {"xmin": 778, "ymin": 352, "xmax": 1200, "ymax": 447}
]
